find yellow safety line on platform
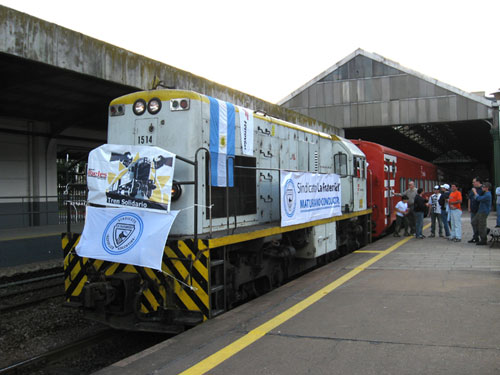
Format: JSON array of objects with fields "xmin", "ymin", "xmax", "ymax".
[
  {"xmin": 353, "ymin": 250, "xmax": 384, "ymax": 253},
  {"xmin": 180, "ymin": 223, "xmax": 430, "ymax": 375},
  {"xmin": 0, "ymin": 232, "xmax": 61, "ymax": 242}
]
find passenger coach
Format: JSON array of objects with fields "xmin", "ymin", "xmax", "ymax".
[{"xmin": 352, "ymin": 140, "xmax": 439, "ymax": 237}]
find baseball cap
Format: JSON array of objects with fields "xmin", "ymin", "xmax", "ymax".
[
  {"xmin": 434, "ymin": 185, "xmax": 440, "ymax": 190},
  {"xmin": 440, "ymin": 183, "xmax": 450, "ymax": 189}
]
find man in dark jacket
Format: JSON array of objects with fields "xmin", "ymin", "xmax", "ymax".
[
  {"xmin": 414, "ymin": 188, "xmax": 428, "ymax": 239},
  {"xmin": 468, "ymin": 177, "xmax": 483, "ymax": 243},
  {"xmin": 472, "ymin": 182, "xmax": 492, "ymax": 246}
]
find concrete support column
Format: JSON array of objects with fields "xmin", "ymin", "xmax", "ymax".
[
  {"xmin": 31, "ymin": 132, "xmax": 58, "ymax": 225},
  {"xmin": 491, "ymin": 103, "xmax": 500, "ymax": 190}
]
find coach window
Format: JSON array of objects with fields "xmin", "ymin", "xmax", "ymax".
[
  {"xmin": 207, "ymin": 155, "xmax": 257, "ymax": 218},
  {"xmin": 334, "ymin": 153, "xmax": 348, "ymax": 176},
  {"xmin": 400, "ymin": 177, "xmax": 405, "ymax": 192}
]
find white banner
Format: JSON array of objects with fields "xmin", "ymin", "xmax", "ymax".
[
  {"xmin": 87, "ymin": 144, "xmax": 175, "ymax": 212},
  {"xmin": 281, "ymin": 172, "xmax": 342, "ymax": 227},
  {"xmin": 76, "ymin": 206, "xmax": 178, "ymax": 271},
  {"xmin": 237, "ymin": 106, "xmax": 254, "ymax": 156}
]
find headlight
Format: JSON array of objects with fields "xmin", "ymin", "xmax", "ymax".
[
  {"xmin": 171, "ymin": 181, "xmax": 182, "ymax": 201},
  {"xmin": 148, "ymin": 98, "xmax": 162, "ymax": 114},
  {"xmin": 133, "ymin": 99, "xmax": 146, "ymax": 115}
]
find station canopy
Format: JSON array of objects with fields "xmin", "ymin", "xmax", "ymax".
[{"xmin": 279, "ymin": 49, "xmax": 494, "ymax": 178}]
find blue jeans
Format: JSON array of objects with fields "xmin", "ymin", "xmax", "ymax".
[
  {"xmin": 450, "ymin": 209, "xmax": 462, "ymax": 240},
  {"xmin": 497, "ymin": 203, "xmax": 500, "ymax": 226},
  {"xmin": 414, "ymin": 211, "xmax": 424, "ymax": 237},
  {"xmin": 441, "ymin": 210, "xmax": 450, "ymax": 237}
]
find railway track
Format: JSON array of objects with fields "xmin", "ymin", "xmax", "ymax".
[
  {"xmin": 0, "ymin": 330, "xmax": 115, "ymax": 375},
  {"xmin": 0, "ymin": 273, "xmax": 65, "ymax": 313}
]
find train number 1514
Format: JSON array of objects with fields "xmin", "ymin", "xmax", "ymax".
[{"xmin": 137, "ymin": 135, "xmax": 153, "ymax": 144}]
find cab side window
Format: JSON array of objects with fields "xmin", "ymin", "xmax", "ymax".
[{"xmin": 334, "ymin": 153, "xmax": 348, "ymax": 176}]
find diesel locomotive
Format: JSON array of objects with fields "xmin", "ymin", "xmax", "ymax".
[{"xmin": 62, "ymin": 89, "xmax": 372, "ymax": 333}]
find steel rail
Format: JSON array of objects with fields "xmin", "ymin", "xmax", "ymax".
[{"xmin": 0, "ymin": 330, "xmax": 115, "ymax": 374}]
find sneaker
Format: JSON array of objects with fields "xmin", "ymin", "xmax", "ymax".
[
  {"xmin": 404, "ymin": 233, "xmax": 411, "ymax": 236},
  {"xmin": 448, "ymin": 237, "xmax": 455, "ymax": 241},
  {"xmin": 393, "ymin": 233, "xmax": 400, "ymax": 237},
  {"xmin": 495, "ymin": 225, "xmax": 500, "ymax": 228},
  {"xmin": 468, "ymin": 238, "xmax": 478, "ymax": 243},
  {"xmin": 439, "ymin": 234, "xmax": 444, "ymax": 237},
  {"xmin": 454, "ymin": 238, "xmax": 461, "ymax": 242},
  {"xmin": 417, "ymin": 235, "xmax": 425, "ymax": 239},
  {"xmin": 429, "ymin": 233, "xmax": 435, "ymax": 238}
]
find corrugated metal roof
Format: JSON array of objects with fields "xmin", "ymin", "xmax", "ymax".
[{"xmin": 278, "ymin": 48, "xmax": 493, "ymax": 108}]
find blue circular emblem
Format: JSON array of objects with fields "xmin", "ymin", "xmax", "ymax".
[
  {"xmin": 102, "ymin": 212, "xmax": 144, "ymax": 255},
  {"xmin": 283, "ymin": 179, "xmax": 296, "ymax": 218}
]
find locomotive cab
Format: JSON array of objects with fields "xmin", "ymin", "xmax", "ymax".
[{"xmin": 332, "ymin": 138, "xmax": 367, "ymax": 213}]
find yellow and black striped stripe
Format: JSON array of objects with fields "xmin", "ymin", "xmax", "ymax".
[
  {"xmin": 62, "ymin": 209, "xmax": 371, "ymax": 322},
  {"xmin": 163, "ymin": 239, "xmax": 210, "ymax": 319},
  {"xmin": 62, "ymin": 234, "xmax": 211, "ymax": 318}
]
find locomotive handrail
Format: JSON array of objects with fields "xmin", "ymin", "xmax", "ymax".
[
  {"xmin": 63, "ymin": 184, "xmax": 88, "ymax": 233},
  {"xmin": 368, "ymin": 168, "xmax": 373, "ymax": 208},
  {"xmin": 195, "ymin": 147, "xmax": 211, "ymax": 242},
  {"xmin": 226, "ymin": 155, "xmax": 237, "ymax": 235}
]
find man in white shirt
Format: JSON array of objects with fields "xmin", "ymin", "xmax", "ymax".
[
  {"xmin": 429, "ymin": 185, "xmax": 443, "ymax": 237},
  {"xmin": 393, "ymin": 195, "xmax": 410, "ymax": 237}
]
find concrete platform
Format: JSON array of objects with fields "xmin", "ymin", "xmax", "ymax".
[{"xmin": 93, "ymin": 214, "xmax": 500, "ymax": 374}]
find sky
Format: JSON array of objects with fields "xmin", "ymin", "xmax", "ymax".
[{"xmin": 2, "ymin": 0, "xmax": 499, "ymax": 103}]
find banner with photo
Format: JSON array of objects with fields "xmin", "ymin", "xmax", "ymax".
[
  {"xmin": 76, "ymin": 206, "xmax": 179, "ymax": 271},
  {"xmin": 87, "ymin": 144, "xmax": 175, "ymax": 212},
  {"xmin": 281, "ymin": 171, "xmax": 342, "ymax": 227}
]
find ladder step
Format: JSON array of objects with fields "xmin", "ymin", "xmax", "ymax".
[
  {"xmin": 211, "ymin": 284, "xmax": 224, "ymax": 293},
  {"xmin": 211, "ymin": 259, "xmax": 224, "ymax": 267},
  {"xmin": 211, "ymin": 309, "xmax": 225, "ymax": 318}
]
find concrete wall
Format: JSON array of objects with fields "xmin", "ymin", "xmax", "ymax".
[
  {"xmin": 281, "ymin": 53, "xmax": 492, "ymax": 128},
  {"xmin": 0, "ymin": 118, "xmax": 58, "ymax": 227}
]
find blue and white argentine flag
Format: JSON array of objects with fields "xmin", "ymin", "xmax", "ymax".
[{"xmin": 209, "ymin": 96, "xmax": 235, "ymax": 187}]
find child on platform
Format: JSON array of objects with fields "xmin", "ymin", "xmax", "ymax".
[{"xmin": 394, "ymin": 195, "xmax": 410, "ymax": 237}]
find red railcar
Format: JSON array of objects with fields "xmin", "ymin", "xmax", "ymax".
[{"xmin": 351, "ymin": 140, "xmax": 439, "ymax": 238}]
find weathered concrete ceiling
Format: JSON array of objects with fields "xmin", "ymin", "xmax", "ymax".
[{"xmin": 0, "ymin": 5, "xmax": 341, "ymax": 141}]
